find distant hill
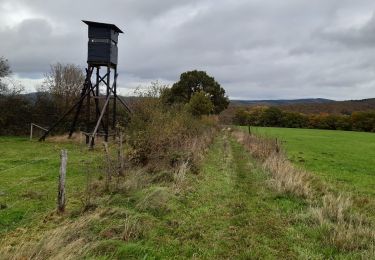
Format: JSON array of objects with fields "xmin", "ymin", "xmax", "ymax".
[
  {"xmin": 280, "ymin": 98, "xmax": 375, "ymax": 115},
  {"xmin": 230, "ymin": 98, "xmax": 333, "ymax": 106},
  {"xmin": 230, "ymin": 98, "xmax": 375, "ymax": 114}
]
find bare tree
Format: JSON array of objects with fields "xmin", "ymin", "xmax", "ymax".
[
  {"xmin": 42, "ymin": 63, "xmax": 84, "ymax": 112},
  {"xmin": 0, "ymin": 57, "xmax": 11, "ymax": 95}
]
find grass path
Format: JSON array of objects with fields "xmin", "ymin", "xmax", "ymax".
[{"xmin": 142, "ymin": 135, "xmax": 331, "ymax": 259}]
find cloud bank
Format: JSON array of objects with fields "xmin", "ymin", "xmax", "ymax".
[{"xmin": 1, "ymin": 0, "xmax": 375, "ymax": 100}]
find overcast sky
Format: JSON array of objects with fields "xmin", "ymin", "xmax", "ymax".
[{"xmin": 1, "ymin": 0, "xmax": 375, "ymax": 100}]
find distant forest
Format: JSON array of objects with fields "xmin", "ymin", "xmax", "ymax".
[{"xmin": 222, "ymin": 99, "xmax": 375, "ymax": 132}]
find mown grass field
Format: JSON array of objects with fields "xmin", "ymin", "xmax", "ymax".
[
  {"xmin": 0, "ymin": 137, "xmax": 101, "ymax": 235},
  {"xmin": 244, "ymin": 127, "xmax": 375, "ymax": 197}
]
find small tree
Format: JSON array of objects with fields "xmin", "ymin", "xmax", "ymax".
[
  {"xmin": 186, "ymin": 91, "xmax": 214, "ymax": 116},
  {"xmin": 260, "ymin": 107, "xmax": 283, "ymax": 126},
  {"xmin": 41, "ymin": 63, "xmax": 84, "ymax": 113},
  {"xmin": 233, "ymin": 108, "xmax": 250, "ymax": 125},
  {"xmin": 281, "ymin": 112, "xmax": 308, "ymax": 128}
]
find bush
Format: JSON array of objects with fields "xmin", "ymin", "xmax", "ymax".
[
  {"xmin": 0, "ymin": 94, "xmax": 32, "ymax": 135},
  {"xmin": 233, "ymin": 108, "xmax": 250, "ymax": 125},
  {"xmin": 352, "ymin": 111, "xmax": 375, "ymax": 132},
  {"xmin": 259, "ymin": 107, "xmax": 283, "ymax": 127},
  {"xmin": 186, "ymin": 91, "xmax": 214, "ymax": 116},
  {"xmin": 125, "ymin": 84, "xmax": 216, "ymax": 170}
]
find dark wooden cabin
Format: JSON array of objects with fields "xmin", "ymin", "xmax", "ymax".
[{"xmin": 82, "ymin": 20, "xmax": 123, "ymax": 67}]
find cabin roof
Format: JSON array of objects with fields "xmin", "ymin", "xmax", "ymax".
[{"xmin": 82, "ymin": 20, "xmax": 124, "ymax": 33}]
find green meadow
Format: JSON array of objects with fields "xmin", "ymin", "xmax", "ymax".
[
  {"xmin": 245, "ymin": 127, "xmax": 375, "ymax": 197},
  {"xmin": 0, "ymin": 137, "xmax": 101, "ymax": 234}
]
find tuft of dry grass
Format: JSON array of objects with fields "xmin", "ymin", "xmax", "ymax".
[
  {"xmin": 329, "ymin": 221, "xmax": 375, "ymax": 251},
  {"xmin": 0, "ymin": 207, "xmax": 150, "ymax": 260},
  {"xmin": 173, "ymin": 161, "xmax": 188, "ymax": 192},
  {"xmin": 47, "ymin": 132, "xmax": 83, "ymax": 144},
  {"xmin": 136, "ymin": 187, "xmax": 173, "ymax": 216},
  {"xmin": 232, "ymin": 130, "xmax": 281, "ymax": 160},
  {"xmin": 122, "ymin": 216, "xmax": 144, "ymax": 242},
  {"xmin": 264, "ymin": 153, "xmax": 311, "ymax": 198},
  {"xmin": 127, "ymin": 169, "xmax": 151, "ymax": 189},
  {"xmin": 310, "ymin": 194, "xmax": 375, "ymax": 252},
  {"xmin": 314, "ymin": 194, "xmax": 352, "ymax": 224},
  {"xmin": 0, "ymin": 211, "xmax": 102, "ymax": 260}
]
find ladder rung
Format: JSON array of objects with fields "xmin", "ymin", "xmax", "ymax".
[{"xmin": 93, "ymin": 96, "xmax": 114, "ymax": 99}]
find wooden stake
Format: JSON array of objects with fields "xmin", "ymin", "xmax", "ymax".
[
  {"xmin": 30, "ymin": 123, "xmax": 33, "ymax": 141},
  {"xmin": 275, "ymin": 138, "xmax": 280, "ymax": 154},
  {"xmin": 117, "ymin": 132, "xmax": 124, "ymax": 176},
  {"xmin": 103, "ymin": 142, "xmax": 111, "ymax": 190},
  {"xmin": 58, "ymin": 149, "xmax": 68, "ymax": 213}
]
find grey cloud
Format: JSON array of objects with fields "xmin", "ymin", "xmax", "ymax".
[
  {"xmin": 1, "ymin": 0, "xmax": 375, "ymax": 100},
  {"xmin": 0, "ymin": 18, "xmax": 85, "ymax": 74},
  {"xmin": 318, "ymin": 14, "xmax": 375, "ymax": 49}
]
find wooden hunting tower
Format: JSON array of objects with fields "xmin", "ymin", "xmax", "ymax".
[{"xmin": 39, "ymin": 20, "xmax": 131, "ymax": 147}]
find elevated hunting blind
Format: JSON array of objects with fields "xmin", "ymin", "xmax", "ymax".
[
  {"xmin": 39, "ymin": 20, "xmax": 131, "ymax": 147},
  {"xmin": 84, "ymin": 20, "xmax": 123, "ymax": 66}
]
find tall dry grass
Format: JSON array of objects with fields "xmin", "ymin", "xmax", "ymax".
[
  {"xmin": 232, "ymin": 130, "xmax": 311, "ymax": 198},
  {"xmin": 232, "ymin": 129, "xmax": 375, "ymax": 253},
  {"xmin": 0, "ymin": 211, "xmax": 101, "ymax": 259}
]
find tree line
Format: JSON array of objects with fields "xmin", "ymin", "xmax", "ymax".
[
  {"xmin": 0, "ymin": 59, "xmax": 86, "ymax": 135},
  {"xmin": 0, "ymin": 57, "xmax": 229, "ymax": 136},
  {"xmin": 233, "ymin": 106, "xmax": 375, "ymax": 132}
]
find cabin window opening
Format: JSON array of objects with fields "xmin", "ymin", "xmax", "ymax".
[{"xmin": 89, "ymin": 38, "xmax": 110, "ymax": 43}]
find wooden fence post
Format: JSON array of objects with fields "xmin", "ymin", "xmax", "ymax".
[
  {"xmin": 103, "ymin": 142, "xmax": 111, "ymax": 190},
  {"xmin": 275, "ymin": 138, "xmax": 280, "ymax": 154},
  {"xmin": 30, "ymin": 123, "xmax": 33, "ymax": 140},
  {"xmin": 29, "ymin": 123, "xmax": 49, "ymax": 141},
  {"xmin": 58, "ymin": 149, "xmax": 68, "ymax": 213},
  {"xmin": 117, "ymin": 132, "xmax": 124, "ymax": 176}
]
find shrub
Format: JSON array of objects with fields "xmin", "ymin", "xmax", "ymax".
[
  {"xmin": 281, "ymin": 112, "xmax": 308, "ymax": 128},
  {"xmin": 125, "ymin": 84, "xmax": 216, "ymax": 170},
  {"xmin": 233, "ymin": 108, "xmax": 250, "ymax": 125},
  {"xmin": 186, "ymin": 91, "xmax": 214, "ymax": 116},
  {"xmin": 259, "ymin": 107, "xmax": 283, "ymax": 127}
]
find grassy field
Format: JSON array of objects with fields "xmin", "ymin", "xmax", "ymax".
[
  {"xmin": 245, "ymin": 127, "xmax": 375, "ymax": 197},
  {"xmin": 0, "ymin": 136, "xmax": 101, "ymax": 235},
  {"xmin": 1, "ymin": 133, "xmax": 374, "ymax": 258}
]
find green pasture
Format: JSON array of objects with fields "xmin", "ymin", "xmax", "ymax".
[
  {"xmin": 0, "ymin": 137, "xmax": 101, "ymax": 234},
  {"xmin": 243, "ymin": 127, "xmax": 375, "ymax": 197}
]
